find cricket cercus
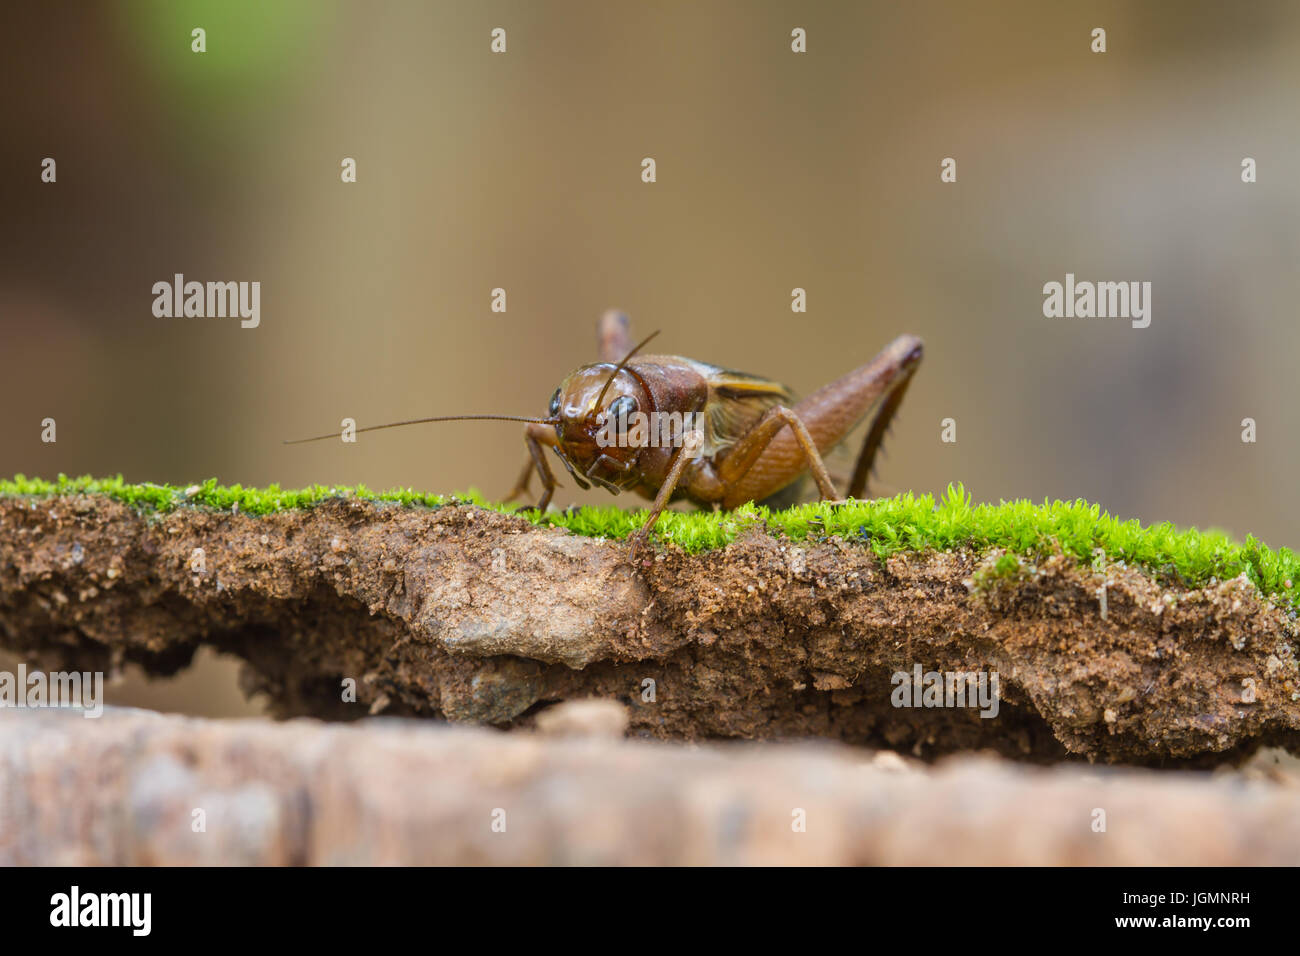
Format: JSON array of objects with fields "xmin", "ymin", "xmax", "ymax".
[{"xmin": 289, "ymin": 311, "xmax": 922, "ymax": 561}]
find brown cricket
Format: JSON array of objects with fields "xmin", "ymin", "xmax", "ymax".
[{"xmin": 288, "ymin": 310, "xmax": 922, "ymax": 559}]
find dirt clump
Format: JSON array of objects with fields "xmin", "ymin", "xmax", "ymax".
[{"xmin": 1, "ymin": 494, "xmax": 1297, "ymax": 765}]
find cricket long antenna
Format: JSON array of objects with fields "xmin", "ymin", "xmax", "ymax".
[
  {"xmin": 284, "ymin": 414, "xmax": 558, "ymax": 445},
  {"xmin": 594, "ymin": 329, "xmax": 660, "ymax": 412}
]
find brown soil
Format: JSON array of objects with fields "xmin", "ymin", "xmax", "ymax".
[{"xmin": 2, "ymin": 494, "xmax": 1298, "ymax": 766}]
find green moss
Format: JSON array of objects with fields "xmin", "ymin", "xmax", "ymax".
[
  {"xmin": 971, "ymin": 552, "xmax": 1028, "ymax": 593},
  {"xmin": 5, "ymin": 474, "xmax": 1300, "ymax": 612}
]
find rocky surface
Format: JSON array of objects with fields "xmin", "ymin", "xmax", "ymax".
[{"xmin": 1, "ymin": 707, "xmax": 1297, "ymax": 865}]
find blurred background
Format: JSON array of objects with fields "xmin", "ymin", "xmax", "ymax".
[{"xmin": 4, "ymin": 0, "xmax": 1299, "ymax": 716}]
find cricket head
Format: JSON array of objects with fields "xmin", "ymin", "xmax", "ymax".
[{"xmin": 547, "ymin": 362, "xmax": 653, "ymax": 493}]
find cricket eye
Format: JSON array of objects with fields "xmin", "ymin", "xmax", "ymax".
[
  {"xmin": 608, "ymin": 395, "xmax": 637, "ymax": 429},
  {"xmin": 549, "ymin": 389, "xmax": 562, "ymax": 417}
]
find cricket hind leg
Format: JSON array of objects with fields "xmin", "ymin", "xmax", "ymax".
[
  {"xmin": 846, "ymin": 359, "xmax": 919, "ymax": 499},
  {"xmin": 624, "ymin": 334, "xmax": 922, "ymax": 559},
  {"xmin": 597, "ymin": 310, "xmax": 633, "ymax": 363}
]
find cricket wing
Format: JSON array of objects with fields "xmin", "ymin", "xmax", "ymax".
[{"xmin": 701, "ymin": 365, "xmax": 796, "ymax": 451}]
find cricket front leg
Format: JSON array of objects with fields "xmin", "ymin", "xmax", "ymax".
[
  {"xmin": 503, "ymin": 422, "xmax": 560, "ymax": 512},
  {"xmin": 627, "ymin": 429, "xmax": 704, "ymax": 562},
  {"xmin": 718, "ymin": 335, "xmax": 923, "ymax": 508}
]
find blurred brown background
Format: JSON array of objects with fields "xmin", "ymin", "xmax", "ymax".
[{"xmin": 4, "ymin": 0, "xmax": 1299, "ymax": 716}]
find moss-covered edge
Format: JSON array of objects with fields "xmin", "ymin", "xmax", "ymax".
[{"xmin": 5, "ymin": 473, "xmax": 1300, "ymax": 613}]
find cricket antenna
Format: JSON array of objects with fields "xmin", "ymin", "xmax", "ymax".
[
  {"xmin": 284, "ymin": 414, "xmax": 558, "ymax": 445},
  {"xmin": 594, "ymin": 330, "xmax": 660, "ymax": 413}
]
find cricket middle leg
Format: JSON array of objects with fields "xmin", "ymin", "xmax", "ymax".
[{"xmin": 717, "ymin": 335, "xmax": 923, "ymax": 508}]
